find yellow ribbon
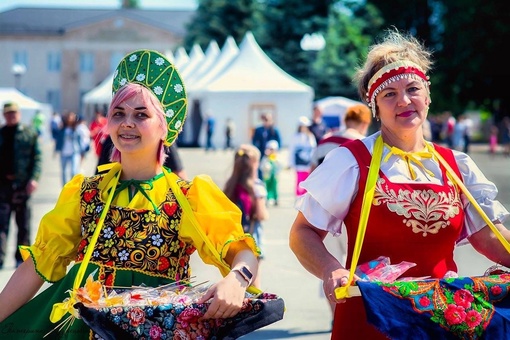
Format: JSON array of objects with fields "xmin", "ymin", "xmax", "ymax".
[
  {"xmin": 50, "ymin": 163, "xmax": 122, "ymax": 323},
  {"xmin": 335, "ymin": 136, "xmax": 510, "ymax": 300},
  {"xmin": 335, "ymin": 135, "xmax": 384, "ymax": 299},
  {"xmin": 383, "ymin": 144, "xmax": 435, "ymax": 180}
]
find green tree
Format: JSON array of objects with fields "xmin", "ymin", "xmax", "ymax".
[
  {"xmin": 313, "ymin": 1, "xmax": 383, "ymax": 100},
  {"xmin": 435, "ymin": 0, "xmax": 510, "ymax": 120},
  {"xmin": 183, "ymin": 0, "xmax": 255, "ymax": 50},
  {"xmin": 121, "ymin": 0, "xmax": 139, "ymax": 8},
  {"xmin": 251, "ymin": 0, "xmax": 333, "ymax": 83}
]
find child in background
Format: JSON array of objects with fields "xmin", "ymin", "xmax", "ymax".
[
  {"xmin": 287, "ymin": 116, "xmax": 317, "ymax": 197},
  {"xmin": 260, "ymin": 140, "xmax": 282, "ymax": 206},
  {"xmin": 224, "ymin": 144, "xmax": 269, "ymax": 288},
  {"xmin": 489, "ymin": 125, "xmax": 499, "ymax": 157}
]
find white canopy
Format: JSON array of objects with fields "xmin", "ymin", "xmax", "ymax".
[
  {"xmin": 185, "ymin": 40, "xmax": 220, "ymax": 86},
  {"xmin": 81, "ymin": 73, "xmax": 114, "ymax": 120},
  {"xmin": 178, "ymin": 44, "xmax": 205, "ymax": 80},
  {"xmin": 0, "ymin": 87, "xmax": 53, "ymax": 127},
  {"xmin": 187, "ymin": 36, "xmax": 239, "ymax": 95},
  {"xmin": 192, "ymin": 31, "xmax": 313, "ymax": 148},
  {"xmin": 173, "ymin": 47, "xmax": 190, "ymax": 70}
]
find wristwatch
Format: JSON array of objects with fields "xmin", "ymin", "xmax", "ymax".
[{"xmin": 231, "ymin": 266, "xmax": 253, "ymax": 285}]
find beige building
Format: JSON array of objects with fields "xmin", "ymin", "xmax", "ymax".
[{"xmin": 0, "ymin": 7, "xmax": 194, "ymax": 120}]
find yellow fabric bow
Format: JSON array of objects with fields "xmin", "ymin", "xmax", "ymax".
[{"xmin": 383, "ymin": 144, "xmax": 435, "ymax": 180}]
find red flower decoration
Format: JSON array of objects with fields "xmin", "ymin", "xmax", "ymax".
[
  {"xmin": 177, "ymin": 307, "xmax": 202, "ymax": 328},
  {"xmin": 83, "ymin": 189, "xmax": 97, "ymax": 203},
  {"xmin": 105, "ymin": 274, "xmax": 114, "ymax": 286},
  {"xmin": 465, "ymin": 309, "xmax": 482, "ymax": 328},
  {"xmin": 444, "ymin": 304, "xmax": 467, "ymax": 325},
  {"xmin": 453, "ymin": 289, "xmax": 474, "ymax": 309},
  {"xmin": 127, "ymin": 307, "xmax": 146, "ymax": 327},
  {"xmin": 78, "ymin": 239, "xmax": 88, "ymax": 253},
  {"xmin": 162, "ymin": 202, "xmax": 178, "ymax": 216},
  {"xmin": 491, "ymin": 285, "xmax": 503, "ymax": 295},
  {"xmin": 115, "ymin": 226, "xmax": 126, "ymax": 237},
  {"xmin": 158, "ymin": 257, "xmax": 170, "ymax": 272},
  {"xmin": 418, "ymin": 295, "xmax": 431, "ymax": 307}
]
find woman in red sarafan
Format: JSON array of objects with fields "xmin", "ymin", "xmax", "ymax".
[{"xmin": 289, "ymin": 28, "xmax": 510, "ymax": 339}]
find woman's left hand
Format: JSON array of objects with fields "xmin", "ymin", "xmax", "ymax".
[{"xmin": 198, "ymin": 271, "xmax": 247, "ymax": 319}]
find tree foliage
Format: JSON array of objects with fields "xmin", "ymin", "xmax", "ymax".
[
  {"xmin": 182, "ymin": 0, "xmax": 510, "ymax": 119},
  {"xmin": 183, "ymin": 0, "xmax": 254, "ymax": 50}
]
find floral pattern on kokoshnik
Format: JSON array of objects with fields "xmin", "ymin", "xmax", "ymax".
[{"xmin": 78, "ymin": 175, "xmax": 196, "ymax": 284}]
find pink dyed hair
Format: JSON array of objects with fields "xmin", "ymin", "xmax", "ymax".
[{"xmin": 105, "ymin": 83, "xmax": 168, "ymax": 166}]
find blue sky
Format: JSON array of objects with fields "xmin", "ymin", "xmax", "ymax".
[{"xmin": 0, "ymin": 0, "xmax": 198, "ymax": 12}]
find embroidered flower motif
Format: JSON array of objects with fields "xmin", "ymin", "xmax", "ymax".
[
  {"xmin": 104, "ymin": 227, "xmax": 114, "ymax": 239},
  {"xmin": 118, "ymin": 249, "xmax": 129, "ymax": 261},
  {"xmin": 155, "ymin": 57, "xmax": 165, "ymax": 66},
  {"xmin": 380, "ymin": 275, "xmax": 510, "ymax": 338},
  {"xmin": 153, "ymin": 86, "xmax": 163, "ymax": 96},
  {"xmin": 444, "ymin": 304, "xmax": 466, "ymax": 325},
  {"xmin": 120, "ymin": 78, "xmax": 127, "ymax": 86},
  {"xmin": 129, "ymin": 54, "xmax": 138, "ymax": 62},
  {"xmin": 453, "ymin": 289, "xmax": 474, "ymax": 309},
  {"xmin": 174, "ymin": 83, "xmax": 183, "ymax": 93},
  {"xmin": 127, "ymin": 307, "xmax": 146, "ymax": 327},
  {"xmin": 136, "ymin": 73, "xmax": 146, "ymax": 82},
  {"xmin": 165, "ymin": 109, "xmax": 175, "ymax": 118},
  {"xmin": 151, "ymin": 234, "xmax": 163, "ymax": 246},
  {"xmin": 373, "ymin": 179, "xmax": 462, "ymax": 236},
  {"xmin": 175, "ymin": 120, "xmax": 182, "ymax": 130}
]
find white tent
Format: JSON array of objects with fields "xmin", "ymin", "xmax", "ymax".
[
  {"xmin": 173, "ymin": 47, "xmax": 190, "ymax": 70},
  {"xmin": 178, "ymin": 44, "xmax": 205, "ymax": 81},
  {"xmin": 0, "ymin": 87, "xmax": 53, "ymax": 128},
  {"xmin": 187, "ymin": 36, "xmax": 239, "ymax": 95},
  {"xmin": 314, "ymin": 96, "xmax": 364, "ymax": 130},
  {"xmin": 181, "ymin": 37, "xmax": 239, "ymax": 146},
  {"xmin": 81, "ymin": 73, "xmax": 114, "ymax": 121},
  {"xmin": 191, "ymin": 32, "xmax": 313, "ymax": 148},
  {"xmin": 185, "ymin": 40, "xmax": 220, "ymax": 87}
]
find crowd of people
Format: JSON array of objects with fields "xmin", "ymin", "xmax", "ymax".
[{"xmin": 0, "ymin": 28, "xmax": 509, "ymax": 339}]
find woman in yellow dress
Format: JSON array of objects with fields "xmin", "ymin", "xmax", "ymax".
[{"xmin": 0, "ymin": 49, "xmax": 260, "ymax": 339}]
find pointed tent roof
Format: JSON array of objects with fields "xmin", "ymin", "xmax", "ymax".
[
  {"xmin": 202, "ymin": 31, "xmax": 311, "ymax": 93},
  {"xmin": 188, "ymin": 36, "xmax": 239, "ymax": 94},
  {"xmin": 82, "ymin": 73, "xmax": 114, "ymax": 106},
  {"xmin": 163, "ymin": 49, "xmax": 175, "ymax": 64},
  {"xmin": 185, "ymin": 40, "xmax": 221, "ymax": 86},
  {"xmin": 178, "ymin": 43, "xmax": 204, "ymax": 79},
  {"xmin": 173, "ymin": 47, "xmax": 189, "ymax": 70}
]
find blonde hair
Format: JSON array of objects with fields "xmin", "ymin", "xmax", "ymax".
[{"xmin": 354, "ymin": 29, "xmax": 433, "ymax": 104}]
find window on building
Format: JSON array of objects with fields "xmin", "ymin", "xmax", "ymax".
[
  {"xmin": 14, "ymin": 50, "xmax": 28, "ymax": 68},
  {"xmin": 47, "ymin": 89, "xmax": 61, "ymax": 113},
  {"xmin": 110, "ymin": 52, "xmax": 125, "ymax": 73},
  {"xmin": 79, "ymin": 52, "xmax": 94, "ymax": 73},
  {"xmin": 47, "ymin": 51, "xmax": 61, "ymax": 72}
]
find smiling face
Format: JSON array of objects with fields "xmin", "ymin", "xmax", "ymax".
[
  {"xmin": 376, "ymin": 77, "xmax": 430, "ymax": 139},
  {"xmin": 108, "ymin": 93, "xmax": 166, "ymax": 161}
]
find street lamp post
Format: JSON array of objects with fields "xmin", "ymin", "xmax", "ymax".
[
  {"xmin": 300, "ymin": 33, "xmax": 326, "ymax": 95},
  {"xmin": 11, "ymin": 64, "xmax": 27, "ymax": 91}
]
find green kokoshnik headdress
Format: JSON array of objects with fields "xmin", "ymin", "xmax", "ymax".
[{"xmin": 112, "ymin": 49, "xmax": 187, "ymax": 146}]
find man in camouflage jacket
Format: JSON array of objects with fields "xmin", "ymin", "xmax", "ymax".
[{"xmin": 0, "ymin": 102, "xmax": 42, "ymax": 269}]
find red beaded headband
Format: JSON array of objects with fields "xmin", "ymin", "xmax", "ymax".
[{"xmin": 366, "ymin": 60, "xmax": 430, "ymax": 117}]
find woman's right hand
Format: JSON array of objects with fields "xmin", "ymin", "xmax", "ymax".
[{"xmin": 323, "ymin": 268, "xmax": 358, "ymax": 304}]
